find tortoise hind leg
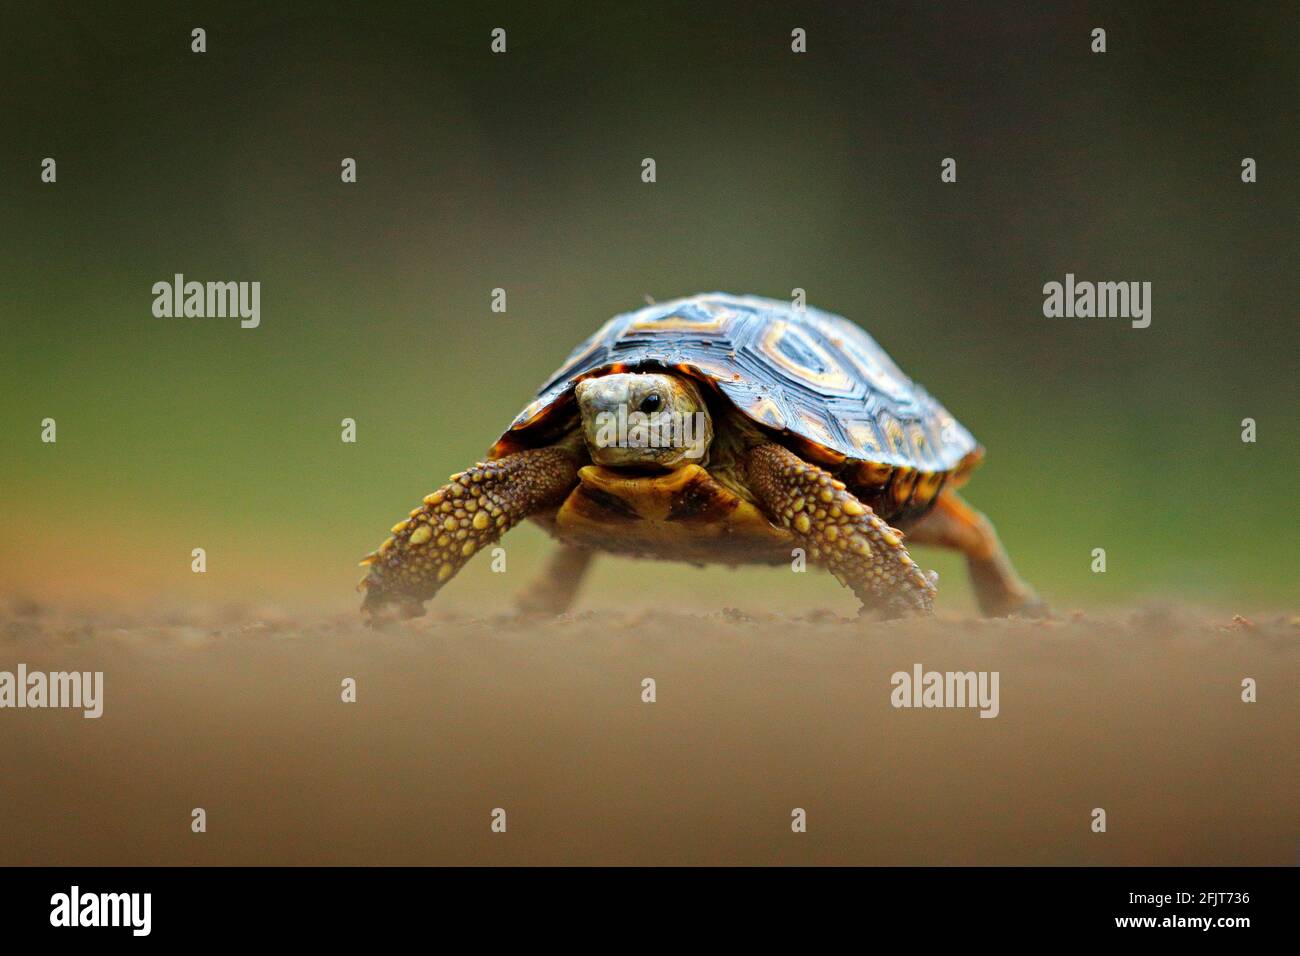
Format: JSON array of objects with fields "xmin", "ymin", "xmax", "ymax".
[
  {"xmin": 515, "ymin": 545, "xmax": 594, "ymax": 616},
  {"xmin": 903, "ymin": 491, "xmax": 1046, "ymax": 617},
  {"xmin": 743, "ymin": 443, "xmax": 937, "ymax": 618}
]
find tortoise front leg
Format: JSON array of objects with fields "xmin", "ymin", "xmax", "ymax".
[
  {"xmin": 359, "ymin": 447, "xmax": 580, "ymax": 620},
  {"xmin": 742, "ymin": 443, "xmax": 936, "ymax": 618}
]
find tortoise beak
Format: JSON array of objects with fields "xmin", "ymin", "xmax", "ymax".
[{"xmin": 576, "ymin": 378, "xmax": 629, "ymax": 464}]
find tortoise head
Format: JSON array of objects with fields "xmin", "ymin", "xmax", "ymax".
[{"xmin": 575, "ymin": 371, "xmax": 713, "ymax": 469}]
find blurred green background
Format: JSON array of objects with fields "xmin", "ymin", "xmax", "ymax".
[{"xmin": 2, "ymin": 1, "xmax": 1296, "ymax": 614}]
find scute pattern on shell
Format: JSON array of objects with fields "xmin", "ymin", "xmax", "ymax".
[{"xmin": 495, "ymin": 293, "xmax": 979, "ymax": 472}]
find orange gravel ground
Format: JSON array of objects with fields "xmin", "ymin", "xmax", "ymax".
[{"xmin": 1, "ymin": 601, "xmax": 1296, "ymax": 866}]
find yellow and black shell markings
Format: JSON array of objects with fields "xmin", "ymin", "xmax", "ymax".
[
  {"xmin": 549, "ymin": 463, "xmax": 794, "ymax": 565},
  {"xmin": 487, "ymin": 293, "xmax": 982, "ymax": 504}
]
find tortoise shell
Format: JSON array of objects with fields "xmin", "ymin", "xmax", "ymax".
[{"xmin": 489, "ymin": 293, "xmax": 983, "ymax": 516}]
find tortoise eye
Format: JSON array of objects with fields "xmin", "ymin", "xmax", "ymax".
[{"xmin": 639, "ymin": 393, "xmax": 662, "ymax": 414}]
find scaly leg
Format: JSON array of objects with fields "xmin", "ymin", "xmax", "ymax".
[
  {"xmin": 515, "ymin": 546, "xmax": 595, "ymax": 616},
  {"xmin": 742, "ymin": 443, "xmax": 936, "ymax": 618},
  {"xmin": 902, "ymin": 491, "xmax": 1046, "ymax": 617},
  {"xmin": 359, "ymin": 447, "xmax": 580, "ymax": 619}
]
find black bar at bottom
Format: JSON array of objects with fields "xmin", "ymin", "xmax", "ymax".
[{"xmin": 0, "ymin": 866, "xmax": 1291, "ymax": 942}]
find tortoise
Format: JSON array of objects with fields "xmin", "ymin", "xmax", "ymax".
[{"xmin": 359, "ymin": 293, "xmax": 1042, "ymax": 620}]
